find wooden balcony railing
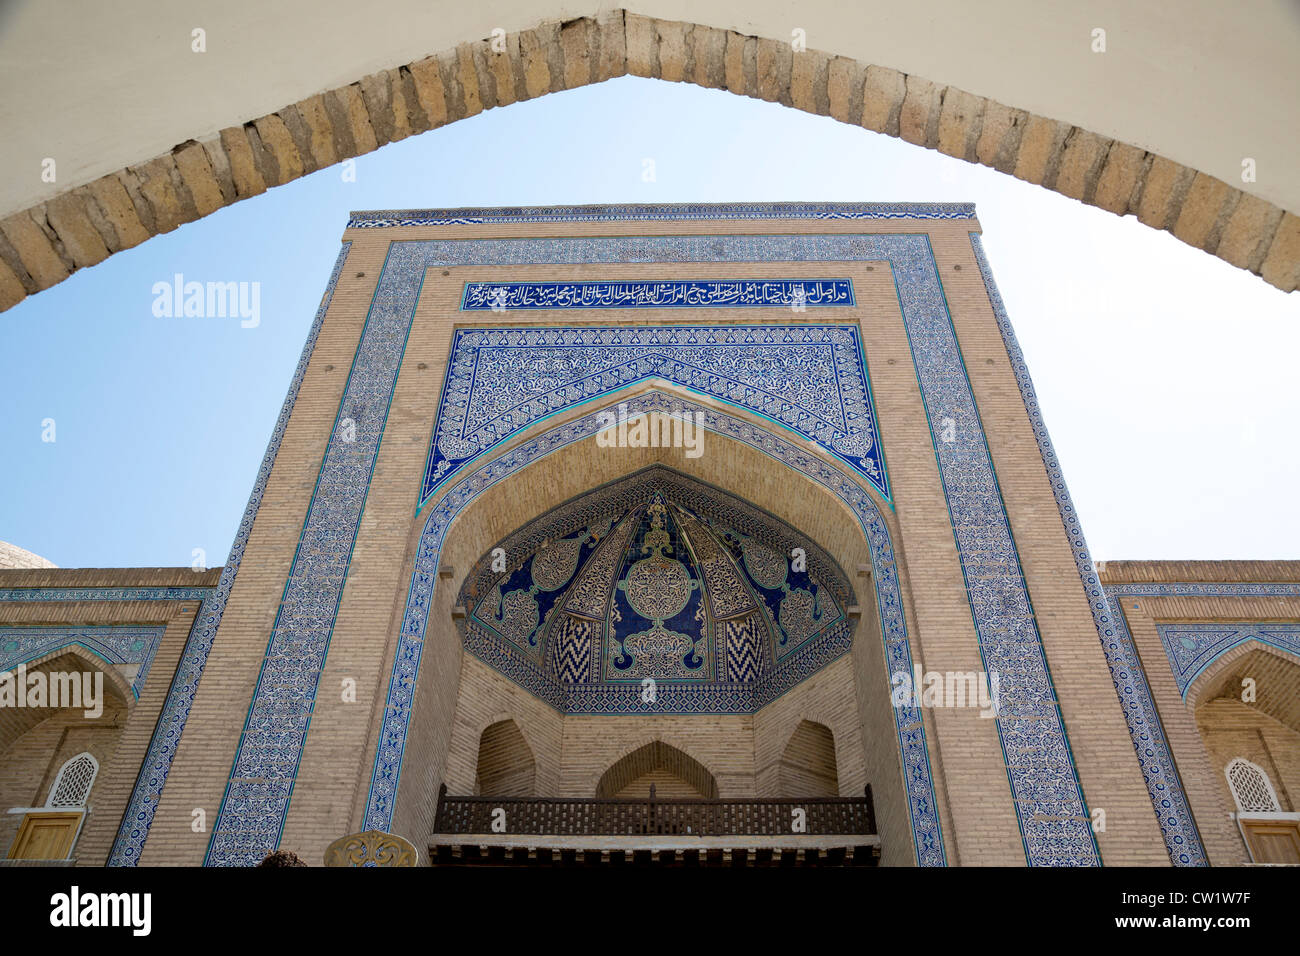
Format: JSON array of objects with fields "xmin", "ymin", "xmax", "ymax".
[{"xmin": 432, "ymin": 783, "xmax": 876, "ymax": 837}]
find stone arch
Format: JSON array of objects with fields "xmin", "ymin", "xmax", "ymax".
[
  {"xmin": 779, "ymin": 719, "xmax": 840, "ymax": 797},
  {"xmin": 374, "ymin": 387, "xmax": 945, "ymax": 866},
  {"xmin": 473, "ymin": 718, "xmax": 536, "ymax": 797},
  {"xmin": 596, "ymin": 740, "xmax": 719, "ymax": 799},
  {"xmin": 3, "ymin": 10, "xmax": 1294, "ymax": 313}
]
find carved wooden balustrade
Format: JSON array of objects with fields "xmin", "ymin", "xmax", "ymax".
[{"xmin": 432, "ymin": 783, "xmax": 876, "ymax": 837}]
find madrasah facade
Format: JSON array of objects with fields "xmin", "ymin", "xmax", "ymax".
[{"xmin": 1, "ymin": 203, "xmax": 1297, "ymax": 868}]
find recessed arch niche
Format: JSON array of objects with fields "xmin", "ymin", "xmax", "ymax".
[{"xmin": 385, "ymin": 388, "xmax": 940, "ymax": 867}]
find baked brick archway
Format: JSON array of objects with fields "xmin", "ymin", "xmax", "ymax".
[
  {"xmin": 1, "ymin": 9, "xmax": 1295, "ymax": 312},
  {"xmin": 1187, "ymin": 643, "xmax": 1300, "ymax": 863},
  {"xmin": 375, "ymin": 385, "xmax": 938, "ymax": 867},
  {"xmin": 596, "ymin": 741, "xmax": 720, "ymax": 799}
]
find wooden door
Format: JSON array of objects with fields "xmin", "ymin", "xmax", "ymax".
[
  {"xmin": 8, "ymin": 811, "xmax": 82, "ymax": 860},
  {"xmin": 1240, "ymin": 818, "xmax": 1300, "ymax": 864}
]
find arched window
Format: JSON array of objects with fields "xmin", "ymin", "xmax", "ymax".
[
  {"xmin": 1225, "ymin": 757, "xmax": 1281, "ymax": 813},
  {"xmin": 46, "ymin": 752, "xmax": 98, "ymax": 808}
]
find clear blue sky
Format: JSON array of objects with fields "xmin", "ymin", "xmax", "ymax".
[{"xmin": 1, "ymin": 76, "xmax": 1296, "ymax": 568}]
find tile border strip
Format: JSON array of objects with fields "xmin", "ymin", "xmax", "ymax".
[
  {"xmin": 347, "ymin": 202, "xmax": 977, "ymax": 228},
  {"xmin": 96, "ymin": 242, "xmax": 351, "ymax": 865}
]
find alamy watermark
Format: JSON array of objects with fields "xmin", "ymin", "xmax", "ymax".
[
  {"xmin": 595, "ymin": 404, "xmax": 705, "ymax": 458},
  {"xmin": 891, "ymin": 666, "xmax": 1000, "ymax": 718},
  {"xmin": 151, "ymin": 273, "xmax": 260, "ymax": 328},
  {"xmin": 0, "ymin": 664, "xmax": 104, "ymax": 719},
  {"xmin": 50, "ymin": 886, "xmax": 150, "ymax": 936}
]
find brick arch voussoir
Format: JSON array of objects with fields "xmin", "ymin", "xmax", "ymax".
[{"xmin": 2, "ymin": 11, "xmax": 1295, "ymax": 313}]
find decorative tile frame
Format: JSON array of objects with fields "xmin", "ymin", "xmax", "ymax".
[
  {"xmin": 460, "ymin": 278, "xmax": 855, "ymax": 310},
  {"xmin": 421, "ymin": 324, "xmax": 889, "ymax": 505},
  {"xmin": 206, "ymin": 212, "xmax": 1096, "ymax": 866},
  {"xmin": 348, "ymin": 201, "xmax": 976, "ymax": 228},
  {"xmin": 0, "ymin": 625, "xmax": 167, "ymax": 697},
  {"xmin": 970, "ymin": 233, "xmax": 1210, "ymax": 866},
  {"xmin": 1154, "ymin": 621, "xmax": 1300, "ymax": 697}
]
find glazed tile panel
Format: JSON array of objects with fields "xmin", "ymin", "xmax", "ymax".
[
  {"xmin": 347, "ymin": 201, "xmax": 976, "ymax": 228},
  {"xmin": 1154, "ymin": 621, "xmax": 1300, "ymax": 697},
  {"xmin": 0, "ymin": 625, "xmax": 166, "ymax": 697},
  {"xmin": 210, "ymin": 226, "xmax": 1093, "ymax": 866},
  {"xmin": 460, "ymin": 278, "xmax": 855, "ymax": 310},
  {"xmin": 450, "ymin": 466, "xmax": 854, "ymax": 706},
  {"xmin": 0, "ymin": 587, "xmax": 212, "ymax": 605},
  {"xmin": 420, "ymin": 324, "xmax": 889, "ymax": 505}
]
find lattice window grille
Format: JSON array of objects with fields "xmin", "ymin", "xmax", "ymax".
[
  {"xmin": 1226, "ymin": 757, "xmax": 1281, "ymax": 813},
  {"xmin": 47, "ymin": 752, "xmax": 98, "ymax": 808}
]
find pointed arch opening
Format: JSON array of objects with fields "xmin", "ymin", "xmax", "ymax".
[
  {"xmin": 388, "ymin": 391, "xmax": 928, "ymax": 865},
  {"xmin": 596, "ymin": 741, "xmax": 718, "ymax": 799},
  {"xmin": 1189, "ymin": 645, "xmax": 1300, "ymax": 863}
]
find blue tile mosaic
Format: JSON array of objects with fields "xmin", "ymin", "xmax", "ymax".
[
  {"xmin": 454, "ymin": 465, "xmax": 855, "ymax": 702},
  {"xmin": 460, "ymin": 278, "xmax": 855, "ymax": 310},
  {"xmin": 0, "ymin": 625, "xmax": 166, "ymax": 697},
  {"xmin": 348, "ymin": 201, "xmax": 976, "ymax": 228},
  {"xmin": 1154, "ymin": 622, "xmax": 1300, "ymax": 698},
  {"xmin": 970, "ymin": 234, "xmax": 1204, "ymax": 867},
  {"xmin": 211, "ymin": 217, "xmax": 1092, "ymax": 867},
  {"xmin": 421, "ymin": 324, "xmax": 889, "ymax": 506},
  {"xmin": 0, "ymin": 587, "xmax": 212, "ymax": 604}
]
